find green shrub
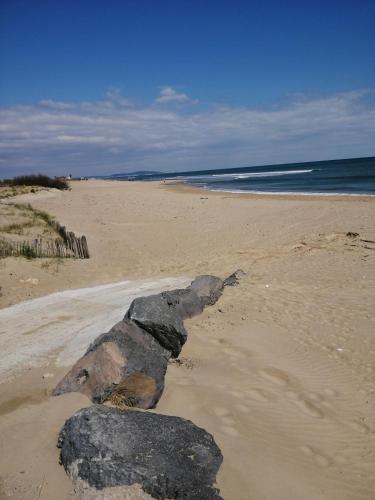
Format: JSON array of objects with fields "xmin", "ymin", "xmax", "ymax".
[{"xmin": 0, "ymin": 174, "xmax": 69, "ymax": 190}]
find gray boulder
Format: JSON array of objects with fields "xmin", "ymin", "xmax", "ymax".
[
  {"xmin": 53, "ymin": 320, "xmax": 170, "ymax": 409},
  {"xmin": 58, "ymin": 405, "xmax": 223, "ymax": 500},
  {"xmin": 126, "ymin": 294, "xmax": 188, "ymax": 358},
  {"xmin": 223, "ymin": 269, "xmax": 246, "ymax": 287},
  {"xmin": 161, "ymin": 288, "xmax": 204, "ymax": 319},
  {"xmin": 189, "ymin": 275, "xmax": 224, "ymax": 306}
]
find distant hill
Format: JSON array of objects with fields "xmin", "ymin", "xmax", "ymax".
[{"xmin": 109, "ymin": 170, "xmax": 163, "ymax": 178}]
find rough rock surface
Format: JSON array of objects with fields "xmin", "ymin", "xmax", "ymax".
[
  {"xmin": 53, "ymin": 320, "xmax": 170, "ymax": 408},
  {"xmin": 126, "ymin": 294, "xmax": 188, "ymax": 357},
  {"xmin": 70, "ymin": 479, "xmax": 154, "ymax": 499},
  {"xmin": 223, "ymin": 269, "xmax": 246, "ymax": 287},
  {"xmin": 189, "ymin": 275, "xmax": 224, "ymax": 306},
  {"xmin": 53, "ymin": 273, "xmax": 243, "ymax": 409},
  {"xmin": 58, "ymin": 405, "xmax": 223, "ymax": 500},
  {"xmin": 161, "ymin": 287, "xmax": 204, "ymax": 319}
]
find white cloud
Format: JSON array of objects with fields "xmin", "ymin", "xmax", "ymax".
[
  {"xmin": 155, "ymin": 86, "xmax": 190, "ymax": 104},
  {"xmin": 0, "ymin": 89, "xmax": 374, "ymax": 177},
  {"xmin": 105, "ymin": 87, "xmax": 132, "ymax": 106},
  {"xmin": 39, "ymin": 100, "xmax": 74, "ymax": 110}
]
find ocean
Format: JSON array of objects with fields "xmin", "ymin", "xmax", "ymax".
[{"xmin": 108, "ymin": 156, "xmax": 375, "ymax": 196}]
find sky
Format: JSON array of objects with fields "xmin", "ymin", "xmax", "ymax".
[{"xmin": 0, "ymin": 0, "xmax": 374, "ymax": 177}]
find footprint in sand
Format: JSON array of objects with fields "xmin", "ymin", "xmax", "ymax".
[
  {"xmin": 213, "ymin": 407, "xmax": 230, "ymax": 417},
  {"xmin": 334, "ymin": 454, "xmax": 349, "ymax": 464},
  {"xmin": 286, "ymin": 391, "xmax": 324, "ymax": 418},
  {"xmin": 307, "ymin": 391, "xmax": 335, "ymax": 411},
  {"xmin": 212, "ymin": 338, "xmax": 229, "ymax": 346},
  {"xmin": 246, "ymin": 388, "xmax": 272, "ymax": 402},
  {"xmin": 307, "ymin": 391, "xmax": 325, "ymax": 402},
  {"xmin": 233, "ymin": 403, "xmax": 251, "ymax": 413},
  {"xmin": 221, "ymin": 416, "xmax": 236, "ymax": 426},
  {"xmin": 300, "ymin": 445, "xmax": 314, "ymax": 457},
  {"xmin": 220, "ymin": 425, "xmax": 240, "ymax": 437},
  {"xmin": 177, "ymin": 379, "xmax": 191, "ymax": 386},
  {"xmin": 323, "ymin": 388, "xmax": 339, "ymax": 397},
  {"xmin": 300, "ymin": 445, "xmax": 331, "ymax": 467},
  {"xmin": 313, "ymin": 453, "xmax": 331, "ymax": 467},
  {"xmin": 229, "ymin": 390, "xmax": 245, "ymax": 399},
  {"xmin": 221, "ymin": 347, "xmax": 246, "ymax": 359},
  {"xmin": 213, "ymin": 408, "xmax": 241, "ymax": 436},
  {"xmin": 346, "ymin": 419, "xmax": 370, "ymax": 434},
  {"xmin": 285, "ymin": 390, "xmax": 300, "ymax": 400},
  {"xmin": 292, "ymin": 398, "xmax": 324, "ymax": 418},
  {"xmin": 258, "ymin": 367, "xmax": 291, "ymax": 387}
]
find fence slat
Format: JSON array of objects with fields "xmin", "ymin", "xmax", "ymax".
[{"xmin": 1, "ymin": 224, "xmax": 89, "ymax": 259}]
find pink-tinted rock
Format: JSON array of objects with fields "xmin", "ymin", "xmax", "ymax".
[{"xmin": 53, "ymin": 320, "xmax": 170, "ymax": 409}]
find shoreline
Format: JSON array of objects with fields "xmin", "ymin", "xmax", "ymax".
[{"xmin": 162, "ymin": 179, "xmax": 375, "ymax": 202}]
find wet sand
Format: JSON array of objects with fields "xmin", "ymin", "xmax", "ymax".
[{"xmin": 0, "ymin": 180, "xmax": 374, "ymax": 499}]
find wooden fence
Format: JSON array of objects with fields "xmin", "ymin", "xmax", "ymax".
[
  {"xmin": 0, "ymin": 222, "xmax": 89, "ymax": 259},
  {"xmin": 51, "ymin": 221, "xmax": 90, "ymax": 258}
]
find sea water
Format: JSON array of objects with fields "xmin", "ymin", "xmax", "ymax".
[{"xmin": 112, "ymin": 156, "xmax": 375, "ymax": 195}]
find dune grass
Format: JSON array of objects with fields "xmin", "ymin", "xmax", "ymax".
[{"xmin": 0, "ymin": 174, "xmax": 69, "ymax": 191}]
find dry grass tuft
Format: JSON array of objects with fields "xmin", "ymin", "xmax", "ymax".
[{"xmin": 109, "ymin": 386, "xmax": 139, "ymax": 409}]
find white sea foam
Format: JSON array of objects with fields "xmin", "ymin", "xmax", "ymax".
[
  {"xmin": 210, "ymin": 169, "xmax": 313, "ymax": 179},
  {"xmin": 206, "ymin": 188, "xmax": 375, "ymax": 197},
  {"xmin": 178, "ymin": 169, "xmax": 313, "ymax": 182}
]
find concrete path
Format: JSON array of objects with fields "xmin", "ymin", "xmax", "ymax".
[{"xmin": 0, "ymin": 276, "xmax": 189, "ymax": 381}]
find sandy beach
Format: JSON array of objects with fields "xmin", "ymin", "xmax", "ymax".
[{"xmin": 1, "ymin": 180, "xmax": 375, "ymax": 499}]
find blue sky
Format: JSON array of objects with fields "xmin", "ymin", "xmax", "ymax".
[{"xmin": 0, "ymin": 0, "xmax": 374, "ymax": 176}]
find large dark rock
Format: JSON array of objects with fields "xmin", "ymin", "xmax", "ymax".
[
  {"xmin": 126, "ymin": 294, "xmax": 188, "ymax": 357},
  {"xmin": 58, "ymin": 405, "xmax": 223, "ymax": 500},
  {"xmin": 161, "ymin": 288, "xmax": 204, "ymax": 319},
  {"xmin": 189, "ymin": 275, "xmax": 224, "ymax": 306},
  {"xmin": 53, "ymin": 320, "xmax": 170, "ymax": 409}
]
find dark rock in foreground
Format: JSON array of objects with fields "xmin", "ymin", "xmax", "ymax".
[
  {"xmin": 58, "ymin": 405, "xmax": 223, "ymax": 500},
  {"xmin": 126, "ymin": 293, "xmax": 188, "ymax": 357},
  {"xmin": 53, "ymin": 320, "xmax": 170, "ymax": 408},
  {"xmin": 189, "ymin": 275, "xmax": 224, "ymax": 306}
]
